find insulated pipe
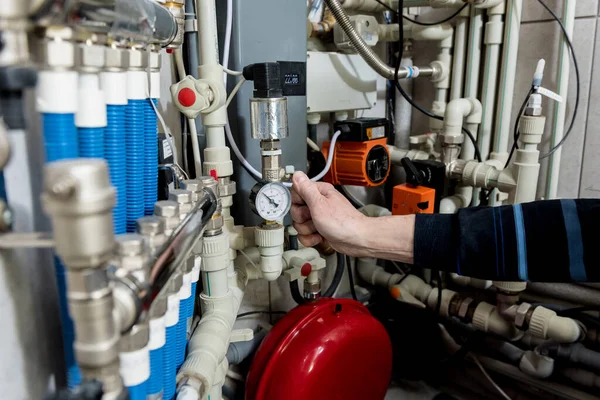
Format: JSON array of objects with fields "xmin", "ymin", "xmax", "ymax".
[
  {"xmin": 527, "ymin": 283, "xmax": 600, "ymax": 308},
  {"xmin": 37, "ymin": 45, "xmax": 81, "ymax": 388},
  {"xmin": 541, "ymin": 343, "xmax": 600, "ymax": 372},
  {"xmin": 324, "ymin": 0, "xmax": 444, "ymax": 81},
  {"xmin": 102, "ymin": 47, "xmax": 128, "ymax": 234},
  {"xmin": 491, "ymin": 0, "xmax": 522, "ymax": 165},
  {"xmin": 126, "ymin": 49, "xmax": 147, "ymax": 232},
  {"xmin": 545, "ymin": 0, "xmax": 575, "ymax": 200},
  {"xmin": 144, "ymin": 50, "xmax": 160, "ymax": 216}
]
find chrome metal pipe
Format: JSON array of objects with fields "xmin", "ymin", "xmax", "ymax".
[
  {"xmin": 148, "ymin": 188, "xmax": 217, "ymax": 305},
  {"xmin": 32, "ymin": 0, "xmax": 178, "ymax": 46}
]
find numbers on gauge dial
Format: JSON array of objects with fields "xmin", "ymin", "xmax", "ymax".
[{"xmin": 255, "ymin": 182, "xmax": 291, "ymax": 220}]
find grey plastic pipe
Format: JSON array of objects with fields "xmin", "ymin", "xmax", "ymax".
[
  {"xmin": 226, "ymin": 330, "xmax": 267, "ymax": 365},
  {"xmin": 323, "ymin": 0, "xmax": 441, "ymax": 80},
  {"xmin": 541, "ymin": 343, "xmax": 600, "ymax": 372}
]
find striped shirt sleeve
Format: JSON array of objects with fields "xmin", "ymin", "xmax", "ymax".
[{"xmin": 413, "ymin": 199, "xmax": 600, "ymax": 282}]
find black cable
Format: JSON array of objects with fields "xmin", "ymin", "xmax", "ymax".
[
  {"xmin": 346, "ymin": 255, "xmax": 358, "ymax": 301},
  {"xmin": 237, "ymin": 310, "xmax": 287, "ymax": 318},
  {"xmin": 536, "ymin": 0, "xmax": 580, "ymax": 160},
  {"xmin": 403, "ymin": 4, "xmax": 468, "ymax": 26},
  {"xmin": 373, "ymin": 0, "xmax": 468, "ymax": 26},
  {"xmin": 504, "ymin": 86, "xmax": 535, "ymax": 168},
  {"xmin": 435, "ymin": 270, "xmax": 443, "ymax": 315},
  {"xmin": 557, "ymin": 305, "xmax": 600, "ymax": 315},
  {"xmin": 289, "ymin": 280, "xmax": 305, "ymax": 305},
  {"xmin": 394, "ymin": 0, "xmax": 482, "ymax": 163},
  {"xmin": 323, "ymin": 252, "xmax": 346, "ymax": 298}
]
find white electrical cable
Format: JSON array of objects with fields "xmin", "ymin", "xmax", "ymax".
[
  {"xmin": 306, "ymin": 137, "xmax": 320, "ymax": 152},
  {"xmin": 222, "ymin": 0, "xmax": 234, "ymax": 83},
  {"xmin": 173, "ymin": 48, "xmax": 202, "ymax": 175},
  {"xmin": 225, "ymin": 78, "xmax": 246, "ymax": 108},
  {"xmin": 223, "ymin": 66, "xmax": 243, "ymax": 76},
  {"xmin": 471, "ymin": 356, "xmax": 513, "ymax": 400},
  {"xmin": 307, "ymin": 130, "xmax": 341, "ymax": 183}
]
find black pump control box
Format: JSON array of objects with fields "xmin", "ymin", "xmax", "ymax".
[{"xmin": 334, "ymin": 118, "xmax": 390, "ymax": 142}]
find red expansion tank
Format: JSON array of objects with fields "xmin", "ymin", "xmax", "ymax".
[{"xmin": 245, "ymin": 298, "xmax": 392, "ymax": 400}]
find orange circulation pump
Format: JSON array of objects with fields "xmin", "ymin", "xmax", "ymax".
[{"xmin": 321, "ymin": 118, "xmax": 391, "ymax": 187}]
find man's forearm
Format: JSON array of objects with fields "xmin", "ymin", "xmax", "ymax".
[{"xmin": 362, "ymin": 215, "xmax": 415, "ymax": 263}]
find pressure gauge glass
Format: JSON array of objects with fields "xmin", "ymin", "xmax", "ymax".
[{"xmin": 251, "ymin": 182, "xmax": 292, "ymax": 221}]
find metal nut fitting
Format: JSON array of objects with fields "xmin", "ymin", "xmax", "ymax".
[
  {"xmin": 136, "ymin": 216, "xmax": 165, "ymax": 237},
  {"xmin": 150, "ymin": 295, "xmax": 168, "ymax": 319},
  {"xmin": 168, "ymin": 272, "xmax": 183, "ymax": 294},
  {"xmin": 442, "ymin": 134, "xmax": 464, "ymax": 145},
  {"xmin": 199, "ymin": 176, "xmax": 218, "ymax": 198},
  {"xmin": 169, "ymin": 189, "xmax": 193, "ymax": 218},
  {"xmin": 457, "ymin": 297, "xmax": 474, "ymax": 320},
  {"xmin": 149, "ymin": 50, "xmax": 161, "ymax": 71},
  {"xmin": 154, "ymin": 200, "xmax": 180, "ymax": 234},
  {"xmin": 181, "ymin": 179, "xmax": 204, "ymax": 203},
  {"xmin": 218, "ymin": 177, "xmax": 236, "ymax": 197},
  {"xmin": 304, "ymin": 280, "xmax": 321, "ymax": 300},
  {"xmin": 116, "ymin": 234, "xmax": 145, "ymax": 256},
  {"xmin": 105, "ymin": 46, "xmax": 126, "ymax": 71},
  {"xmin": 515, "ymin": 302, "xmax": 533, "ymax": 330},
  {"xmin": 76, "ymin": 44, "xmax": 105, "ymax": 72},
  {"xmin": 67, "ymin": 268, "xmax": 111, "ymax": 295},
  {"xmin": 119, "ymin": 322, "xmax": 150, "ymax": 352},
  {"xmin": 127, "ymin": 48, "xmax": 148, "ymax": 70}
]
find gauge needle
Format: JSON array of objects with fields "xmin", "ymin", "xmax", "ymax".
[{"xmin": 261, "ymin": 192, "xmax": 279, "ymax": 207}]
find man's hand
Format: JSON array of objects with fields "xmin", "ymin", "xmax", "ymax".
[{"xmin": 290, "ymin": 171, "xmax": 369, "ymax": 256}]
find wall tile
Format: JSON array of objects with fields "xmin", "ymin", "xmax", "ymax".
[
  {"xmin": 579, "ymin": 19, "xmax": 600, "ymax": 198},
  {"xmin": 511, "ymin": 18, "xmax": 595, "ymax": 198},
  {"xmin": 522, "ymin": 0, "xmax": 597, "ymax": 22}
]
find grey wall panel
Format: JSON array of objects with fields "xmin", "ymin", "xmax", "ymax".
[{"xmin": 219, "ymin": 0, "xmax": 307, "ymax": 226}]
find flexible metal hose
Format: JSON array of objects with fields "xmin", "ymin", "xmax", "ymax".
[{"xmin": 324, "ymin": 0, "xmax": 440, "ymax": 80}]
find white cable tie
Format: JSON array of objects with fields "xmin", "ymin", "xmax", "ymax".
[{"xmin": 537, "ymin": 86, "xmax": 563, "ymax": 103}]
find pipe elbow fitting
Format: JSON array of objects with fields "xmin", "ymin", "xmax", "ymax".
[{"xmin": 529, "ymin": 306, "xmax": 584, "ymax": 343}]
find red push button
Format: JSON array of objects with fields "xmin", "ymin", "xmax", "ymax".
[
  {"xmin": 178, "ymin": 88, "xmax": 196, "ymax": 107},
  {"xmin": 301, "ymin": 263, "xmax": 312, "ymax": 277}
]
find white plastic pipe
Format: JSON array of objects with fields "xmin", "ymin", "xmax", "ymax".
[
  {"xmin": 492, "ymin": 0, "xmax": 522, "ymax": 163},
  {"xmin": 545, "ymin": 0, "xmax": 575, "ymax": 200},
  {"xmin": 356, "ymin": 258, "xmax": 403, "ymax": 288},
  {"xmin": 478, "ymin": 4, "xmax": 504, "ymax": 162},
  {"xmin": 395, "ymin": 57, "xmax": 414, "ymax": 149},
  {"xmin": 450, "ymin": 9, "xmax": 469, "ymax": 100}
]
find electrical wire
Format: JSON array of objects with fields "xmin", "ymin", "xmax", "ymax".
[
  {"xmin": 346, "ymin": 255, "xmax": 358, "ymax": 301},
  {"xmin": 504, "ymin": 87, "xmax": 535, "ymax": 168},
  {"xmin": 435, "ymin": 270, "xmax": 442, "ymax": 315},
  {"xmin": 393, "ymin": 0, "xmax": 482, "ymax": 163},
  {"xmin": 222, "ymin": 66, "xmax": 243, "ymax": 76},
  {"xmin": 237, "ymin": 310, "xmax": 286, "ymax": 318},
  {"xmin": 307, "ymin": 137, "xmax": 320, "ymax": 152},
  {"xmin": 537, "ymin": 0, "xmax": 580, "ymax": 160},
  {"xmin": 225, "ymin": 78, "xmax": 246, "ymax": 108},
  {"xmin": 373, "ymin": 0, "xmax": 468, "ymax": 26},
  {"xmin": 471, "ymin": 355, "xmax": 513, "ymax": 400}
]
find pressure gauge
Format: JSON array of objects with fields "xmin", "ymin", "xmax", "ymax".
[{"xmin": 249, "ymin": 182, "xmax": 292, "ymax": 221}]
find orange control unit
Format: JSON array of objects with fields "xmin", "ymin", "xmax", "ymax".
[
  {"xmin": 321, "ymin": 118, "xmax": 391, "ymax": 187},
  {"xmin": 392, "ymin": 184, "xmax": 435, "ymax": 215}
]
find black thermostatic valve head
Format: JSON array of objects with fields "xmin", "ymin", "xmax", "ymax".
[
  {"xmin": 243, "ymin": 61, "xmax": 306, "ymax": 98},
  {"xmin": 333, "ymin": 117, "xmax": 390, "ymax": 142}
]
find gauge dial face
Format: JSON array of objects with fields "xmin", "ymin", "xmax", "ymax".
[{"xmin": 254, "ymin": 182, "xmax": 291, "ymax": 221}]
